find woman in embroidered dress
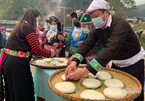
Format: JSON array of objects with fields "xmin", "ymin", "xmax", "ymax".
[{"xmin": 39, "ymin": 16, "xmax": 65, "ymax": 57}]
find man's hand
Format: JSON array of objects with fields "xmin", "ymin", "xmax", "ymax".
[
  {"xmin": 65, "ymin": 61, "xmax": 77, "ymax": 78},
  {"xmin": 68, "ymin": 55, "xmax": 74, "ymax": 65},
  {"xmin": 66, "ymin": 67, "xmax": 89, "ymax": 80}
]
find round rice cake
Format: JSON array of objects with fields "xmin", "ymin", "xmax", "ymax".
[
  {"xmin": 80, "ymin": 90, "xmax": 105, "ymax": 100},
  {"xmin": 84, "ymin": 73, "xmax": 97, "ymax": 79},
  {"xmin": 61, "ymin": 74, "xmax": 68, "ymax": 81},
  {"xmin": 104, "ymin": 79, "xmax": 124, "ymax": 88},
  {"xmin": 55, "ymin": 82, "xmax": 76, "ymax": 93},
  {"xmin": 49, "ymin": 61, "xmax": 61, "ymax": 66},
  {"xmin": 35, "ymin": 60, "xmax": 46, "ymax": 65},
  {"xmin": 96, "ymin": 71, "xmax": 112, "ymax": 80},
  {"xmin": 103, "ymin": 87, "xmax": 127, "ymax": 99},
  {"xmin": 59, "ymin": 58, "xmax": 67, "ymax": 62},
  {"xmin": 43, "ymin": 58, "xmax": 53, "ymax": 62},
  {"xmin": 82, "ymin": 78, "xmax": 101, "ymax": 89}
]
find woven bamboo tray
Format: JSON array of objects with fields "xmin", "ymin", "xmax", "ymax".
[
  {"xmin": 48, "ymin": 67, "xmax": 142, "ymax": 101},
  {"xmin": 30, "ymin": 58, "xmax": 68, "ymax": 69}
]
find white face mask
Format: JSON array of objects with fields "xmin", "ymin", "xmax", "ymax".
[
  {"xmin": 92, "ymin": 13, "xmax": 107, "ymax": 29},
  {"xmin": 83, "ymin": 28, "xmax": 90, "ymax": 34},
  {"xmin": 50, "ymin": 25, "xmax": 57, "ymax": 31}
]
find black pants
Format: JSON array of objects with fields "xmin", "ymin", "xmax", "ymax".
[
  {"xmin": 112, "ymin": 59, "xmax": 144, "ymax": 101},
  {"xmin": 2, "ymin": 54, "xmax": 35, "ymax": 101}
]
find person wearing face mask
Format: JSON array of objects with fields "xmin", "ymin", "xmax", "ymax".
[
  {"xmin": 65, "ymin": 0, "xmax": 145, "ymax": 100},
  {"xmin": 65, "ymin": 10, "xmax": 87, "ymax": 64},
  {"xmin": 65, "ymin": 10, "xmax": 86, "ymax": 57},
  {"xmin": 39, "ymin": 16, "xmax": 65, "ymax": 57},
  {"xmin": 78, "ymin": 13, "xmax": 92, "ymax": 38}
]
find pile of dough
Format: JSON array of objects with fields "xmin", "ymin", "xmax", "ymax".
[
  {"xmin": 59, "ymin": 58, "xmax": 67, "ymax": 62},
  {"xmin": 103, "ymin": 87, "xmax": 127, "ymax": 99},
  {"xmin": 53, "ymin": 58, "xmax": 59, "ymax": 61},
  {"xmin": 55, "ymin": 82, "xmax": 76, "ymax": 93},
  {"xmin": 80, "ymin": 90, "xmax": 105, "ymax": 100},
  {"xmin": 104, "ymin": 79, "xmax": 124, "ymax": 88},
  {"xmin": 35, "ymin": 60, "xmax": 47, "ymax": 66},
  {"xmin": 84, "ymin": 73, "xmax": 97, "ymax": 78},
  {"xmin": 49, "ymin": 61, "xmax": 61, "ymax": 66},
  {"xmin": 63, "ymin": 60, "xmax": 68, "ymax": 64},
  {"xmin": 61, "ymin": 74, "xmax": 68, "ymax": 81},
  {"xmin": 96, "ymin": 71, "xmax": 112, "ymax": 80},
  {"xmin": 43, "ymin": 58, "xmax": 53, "ymax": 62},
  {"xmin": 82, "ymin": 78, "xmax": 101, "ymax": 89}
]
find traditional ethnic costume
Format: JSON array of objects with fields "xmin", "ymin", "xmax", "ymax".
[
  {"xmin": 0, "ymin": 21, "xmax": 51, "ymax": 101},
  {"xmin": 39, "ymin": 16, "xmax": 64, "ymax": 57},
  {"xmin": 73, "ymin": 0, "xmax": 145, "ymax": 100},
  {"xmin": 65, "ymin": 10, "xmax": 86, "ymax": 57}
]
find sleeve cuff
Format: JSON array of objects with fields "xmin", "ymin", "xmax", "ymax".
[
  {"xmin": 73, "ymin": 53, "xmax": 84, "ymax": 62},
  {"xmin": 86, "ymin": 59, "xmax": 103, "ymax": 75}
]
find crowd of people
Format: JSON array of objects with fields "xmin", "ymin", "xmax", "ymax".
[{"xmin": 0, "ymin": 0, "xmax": 144, "ymax": 101}]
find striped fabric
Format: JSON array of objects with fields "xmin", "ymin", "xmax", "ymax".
[
  {"xmin": 25, "ymin": 33, "xmax": 50, "ymax": 57},
  {"xmin": 89, "ymin": 59, "xmax": 103, "ymax": 72}
]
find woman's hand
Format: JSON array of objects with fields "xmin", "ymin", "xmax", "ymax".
[
  {"xmin": 65, "ymin": 61, "xmax": 77, "ymax": 78},
  {"xmin": 39, "ymin": 40, "xmax": 43, "ymax": 45},
  {"xmin": 53, "ymin": 43, "xmax": 59, "ymax": 48},
  {"xmin": 66, "ymin": 67, "xmax": 89, "ymax": 80}
]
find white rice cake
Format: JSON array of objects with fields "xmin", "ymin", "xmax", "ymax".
[
  {"xmin": 55, "ymin": 82, "xmax": 76, "ymax": 93},
  {"xmin": 59, "ymin": 58, "xmax": 67, "ymax": 62},
  {"xmin": 61, "ymin": 74, "xmax": 68, "ymax": 81},
  {"xmin": 84, "ymin": 73, "xmax": 97, "ymax": 78},
  {"xmin": 35, "ymin": 60, "xmax": 46, "ymax": 65},
  {"xmin": 103, "ymin": 87, "xmax": 127, "ymax": 99},
  {"xmin": 80, "ymin": 90, "xmax": 105, "ymax": 100},
  {"xmin": 43, "ymin": 58, "xmax": 53, "ymax": 62},
  {"xmin": 49, "ymin": 61, "xmax": 61, "ymax": 66},
  {"xmin": 82, "ymin": 78, "xmax": 101, "ymax": 89},
  {"xmin": 96, "ymin": 71, "xmax": 112, "ymax": 80},
  {"xmin": 104, "ymin": 79, "xmax": 124, "ymax": 88}
]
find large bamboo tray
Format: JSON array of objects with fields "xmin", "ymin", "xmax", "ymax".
[
  {"xmin": 30, "ymin": 58, "xmax": 68, "ymax": 69},
  {"xmin": 48, "ymin": 67, "xmax": 142, "ymax": 101}
]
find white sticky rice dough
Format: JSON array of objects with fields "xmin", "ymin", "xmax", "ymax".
[
  {"xmin": 43, "ymin": 58, "xmax": 53, "ymax": 62},
  {"xmin": 35, "ymin": 60, "xmax": 47, "ymax": 65},
  {"xmin": 55, "ymin": 82, "xmax": 76, "ymax": 93},
  {"xmin": 80, "ymin": 90, "xmax": 105, "ymax": 100},
  {"xmin": 49, "ymin": 61, "xmax": 61, "ymax": 66},
  {"xmin": 82, "ymin": 78, "xmax": 101, "ymax": 89},
  {"xmin": 103, "ymin": 87, "xmax": 127, "ymax": 99},
  {"xmin": 61, "ymin": 74, "xmax": 68, "ymax": 81},
  {"xmin": 104, "ymin": 79, "xmax": 124, "ymax": 88},
  {"xmin": 96, "ymin": 71, "xmax": 112, "ymax": 80},
  {"xmin": 59, "ymin": 58, "xmax": 67, "ymax": 62},
  {"xmin": 84, "ymin": 73, "xmax": 98, "ymax": 79}
]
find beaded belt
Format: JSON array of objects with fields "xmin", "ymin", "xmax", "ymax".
[{"xmin": 5, "ymin": 48, "xmax": 30, "ymax": 58}]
